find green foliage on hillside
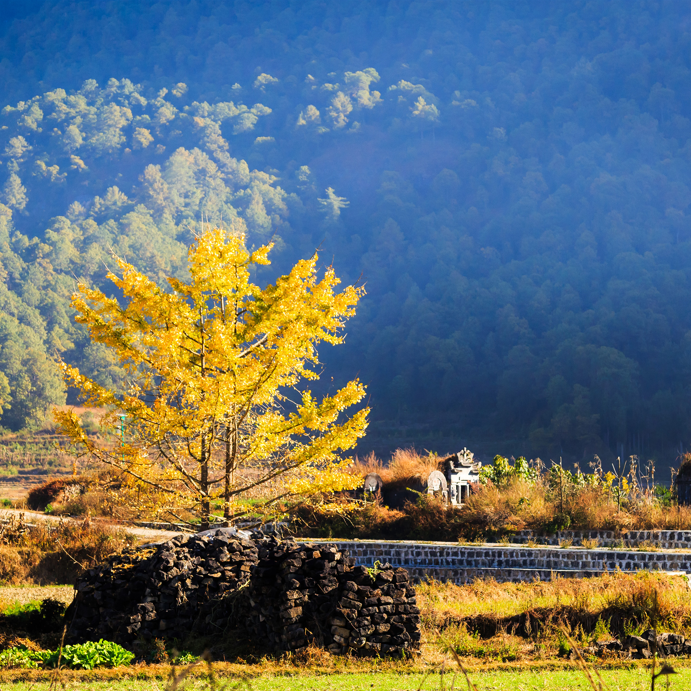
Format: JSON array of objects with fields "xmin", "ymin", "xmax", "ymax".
[{"xmin": 0, "ymin": 1, "xmax": 689, "ymax": 464}]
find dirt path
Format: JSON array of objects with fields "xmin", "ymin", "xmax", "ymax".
[{"xmin": 0, "ymin": 509, "xmax": 186, "ymax": 543}]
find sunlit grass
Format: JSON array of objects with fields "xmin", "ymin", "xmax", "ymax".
[
  {"xmin": 418, "ymin": 571, "xmax": 691, "ymax": 621},
  {"xmin": 1, "ymin": 666, "xmax": 689, "ymax": 691}
]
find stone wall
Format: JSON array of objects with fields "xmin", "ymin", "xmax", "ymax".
[
  {"xmin": 511, "ymin": 529, "xmax": 691, "ymax": 549},
  {"xmin": 130, "ymin": 524, "xmax": 691, "ymax": 550},
  {"xmin": 68, "ymin": 532, "xmax": 421, "ymax": 657},
  {"xmin": 302, "ymin": 539, "xmax": 691, "ymax": 584}
]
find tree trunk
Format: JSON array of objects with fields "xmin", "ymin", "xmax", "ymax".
[
  {"xmin": 200, "ymin": 308, "xmax": 210, "ymax": 530},
  {"xmin": 224, "ymin": 414, "xmax": 238, "ymax": 522},
  {"xmin": 201, "ymin": 432, "xmax": 210, "ymax": 530},
  {"xmin": 224, "ymin": 423, "xmax": 231, "ymax": 522}
]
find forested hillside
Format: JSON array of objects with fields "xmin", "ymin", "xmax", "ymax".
[{"xmin": 0, "ymin": 0, "xmax": 689, "ymax": 466}]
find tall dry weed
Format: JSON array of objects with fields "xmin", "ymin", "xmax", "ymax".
[
  {"xmin": 420, "ymin": 571, "xmax": 690, "ymax": 640},
  {"xmin": 352, "ymin": 448, "xmax": 441, "ymax": 484},
  {"xmin": 459, "ymin": 478, "xmax": 551, "ymax": 538},
  {"xmin": 388, "ymin": 448, "xmax": 442, "ymax": 483},
  {"xmin": 564, "ymin": 486, "xmax": 629, "ymax": 531},
  {"xmin": 629, "ymin": 501, "xmax": 691, "ymax": 530},
  {"xmin": 353, "ymin": 451, "xmax": 388, "ymax": 480}
]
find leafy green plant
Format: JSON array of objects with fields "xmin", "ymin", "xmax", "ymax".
[
  {"xmin": 654, "ymin": 485, "xmax": 673, "ymax": 507},
  {"xmin": 480, "ymin": 455, "xmax": 538, "ymax": 487},
  {"xmin": 0, "ymin": 646, "xmax": 45, "ymax": 669},
  {"xmin": 173, "ymin": 651, "xmax": 199, "ymax": 665},
  {"xmin": 366, "ymin": 560, "xmax": 385, "ymax": 580},
  {"xmin": 1, "ymin": 599, "xmax": 41, "ymax": 617},
  {"xmin": 0, "ymin": 640, "xmax": 134, "ymax": 670},
  {"xmin": 591, "ymin": 617, "xmax": 611, "ymax": 642},
  {"xmin": 44, "ymin": 640, "xmax": 135, "ymax": 669}
]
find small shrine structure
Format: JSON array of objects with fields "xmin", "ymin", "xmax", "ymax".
[{"xmin": 430, "ymin": 448, "xmax": 481, "ymax": 506}]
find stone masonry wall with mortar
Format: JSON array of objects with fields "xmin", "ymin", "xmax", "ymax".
[
  {"xmin": 302, "ymin": 540, "xmax": 691, "ymax": 584},
  {"xmin": 511, "ymin": 529, "xmax": 691, "ymax": 549},
  {"xmin": 131, "ymin": 523, "xmax": 691, "ymax": 550}
]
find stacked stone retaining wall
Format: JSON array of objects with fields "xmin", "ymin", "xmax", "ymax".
[
  {"xmin": 303, "ymin": 540, "xmax": 691, "ymax": 584},
  {"xmin": 68, "ymin": 532, "xmax": 422, "ymax": 657},
  {"xmin": 130, "ymin": 525, "xmax": 691, "ymax": 549},
  {"xmin": 511, "ymin": 529, "xmax": 691, "ymax": 549}
]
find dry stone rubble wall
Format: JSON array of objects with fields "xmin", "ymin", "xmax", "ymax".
[
  {"xmin": 67, "ymin": 532, "xmax": 258, "ymax": 644},
  {"xmin": 245, "ymin": 538, "xmax": 420, "ymax": 656},
  {"xmin": 67, "ymin": 532, "xmax": 421, "ymax": 657}
]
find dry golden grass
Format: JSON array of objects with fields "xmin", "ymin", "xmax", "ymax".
[
  {"xmin": 48, "ymin": 405, "xmax": 108, "ymax": 421},
  {"xmin": 628, "ymin": 501, "xmax": 691, "ymax": 530},
  {"xmin": 460, "ymin": 478, "xmax": 551, "ymax": 535},
  {"xmin": 353, "ymin": 448, "xmax": 441, "ymax": 485},
  {"xmin": 414, "ymin": 571, "xmax": 691, "ymax": 666},
  {"xmin": 0, "ymin": 514, "xmax": 135, "ymax": 585},
  {"xmin": 0, "ymin": 585, "xmax": 73, "ymax": 609},
  {"xmin": 419, "ymin": 571, "xmax": 687, "ymax": 622}
]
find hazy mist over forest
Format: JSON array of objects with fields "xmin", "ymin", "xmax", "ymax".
[{"xmin": 0, "ymin": 0, "xmax": 690, "ymax": 471}]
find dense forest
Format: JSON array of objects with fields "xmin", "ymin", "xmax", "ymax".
[{"xmin": 0, "ymin": 0, "xmax": 690, "ymax": 467}]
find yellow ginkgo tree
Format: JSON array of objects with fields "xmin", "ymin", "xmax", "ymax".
[{"xmin": 54, "ymin": 226, "xmax": 368, "ymax": 528}]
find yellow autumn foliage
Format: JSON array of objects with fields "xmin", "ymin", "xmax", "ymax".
[{"xmin": 55, "ymin": 226, "xmax": 368, "ymax": 527}]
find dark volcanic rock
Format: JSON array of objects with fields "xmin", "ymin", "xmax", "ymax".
[
  {"xmin": 66, "ymin": 531, "xmax": 258, "ymax": 645},
  {"xmin": 66, "ymin": 533, "xmax": 421, "ymax": 658}
]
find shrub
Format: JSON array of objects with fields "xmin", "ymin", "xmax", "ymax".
[
  {"xmin": 27, "ymin": 478, "xmax": 86, "ymax": 511},
  {"xmin": 352, "ymin": 448, "xmax": 441, "ymax": 485},
  {"xmin": 291, "ymin": 498, "xmax": 406, "ymax": 539},
  {"xmin": 401, "ymin": 494, "xmax": 471, "ymax": 541},
  {"xmin": 654, "ymin": 485, "xmax": 673, "ymax": 507}
]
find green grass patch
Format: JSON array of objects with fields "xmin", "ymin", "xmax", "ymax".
[
  {"xmin": 0, "ymin": 600, "xmax": 41, "ymax": 617},
  {"xmin": 0, "ymin": 667, "xmax": 686, "ymax": 691}
]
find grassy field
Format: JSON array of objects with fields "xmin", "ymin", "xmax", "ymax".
[
  {"xmin": 1, "ymin": 572, "xmax": 689, "ymax": 664},
  {"xmin": 0, "ymin": 576, "xmax": 690, "ymax": 689},
  {"xmin": 0, "ymin": 664, "xmax": 688, "ymax": 691},
  {"xmin": 0, "ymin": 574, "xmax": 690, "ymax": 691}
]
